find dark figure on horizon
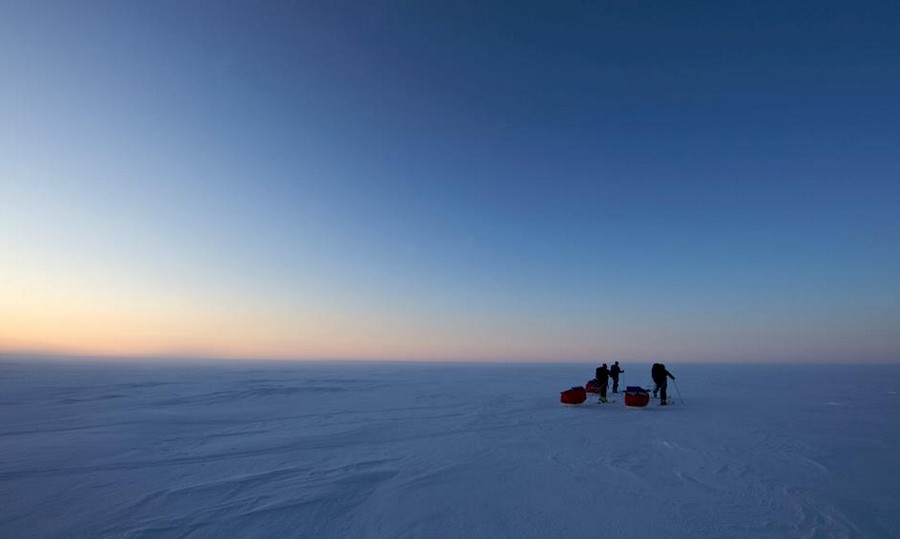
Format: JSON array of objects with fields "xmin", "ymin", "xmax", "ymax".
[
  {"xmin": 595, "ymin": 363, "xmax": 609, "ymax": 403},
  {"xmin": 610, "ymin": 361, "xmax": 624, "ymax": 393},
  {"xmin": 651, "ymin": 363, "xmax": 675, "ymax": 405}
]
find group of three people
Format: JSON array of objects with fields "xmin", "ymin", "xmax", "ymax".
[{"xmin": 593, "ymin": 361, "xmax": 676, "ymax": 405}]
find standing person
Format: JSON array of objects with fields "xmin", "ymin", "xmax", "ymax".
[
  {"xmin": 651, "ymin": 363, "xmax": 675, "ymax": 405},
  {"xmin": 595, "ymin": 363, "xmax": 610, "ymax": 403},
  {"xmin": 610, "ymin": 361, "xmax": 624, "ymax": 393}
]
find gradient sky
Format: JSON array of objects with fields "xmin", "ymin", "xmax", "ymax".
[{"xmin": 2, "ymin": 1, "xmax": 898, "ymax": 362}]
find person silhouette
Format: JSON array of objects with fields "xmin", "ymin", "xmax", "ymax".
[
  {"xmin": 595, "ymin": 363, "xmax": 610, "ymax": 403},
  {"xmin": 651, "ymin": 363, "xmax": 675, "ymax": 405},
  {"xmin": 609, "ymin": 361, "xmax": 624, "ymax": 393}
]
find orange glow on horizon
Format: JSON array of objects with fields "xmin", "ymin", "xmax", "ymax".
[{"xmin": 4, "ymin": 273, "xmax": 897, "ymax": 363}]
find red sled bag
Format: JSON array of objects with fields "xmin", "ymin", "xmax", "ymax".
[
  {"xmin": 585, "ymin": 379, "xmax": 602, "ymax": 393},
  {"xmin": 624, "ymin": 386, "xmax": 650, "ymax": 407},
  {"xmin": 560, "ymin": 386, "xmax": 587, "ymax": 404}
]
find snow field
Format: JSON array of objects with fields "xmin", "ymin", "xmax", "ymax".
[{"xmin": 0, "ymin": 360, "xmax": 898, "ymax": 538}]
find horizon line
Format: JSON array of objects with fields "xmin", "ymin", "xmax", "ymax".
[{"xmin": 2, "ymin": 350, "xmax": 897, "ymax": 366}]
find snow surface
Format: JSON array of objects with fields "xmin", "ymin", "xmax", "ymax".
[{"xmin": 1, "ymin": 359, "xmax": 898, "ymax": 538}]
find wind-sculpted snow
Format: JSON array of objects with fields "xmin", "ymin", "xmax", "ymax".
[{"xmin": 0, "ymin": 360, "xmax": 897, "ymax": 538}]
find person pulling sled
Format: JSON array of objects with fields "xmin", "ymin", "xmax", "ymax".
[
  {"xmin": 651, "ymin": 363, "xmax": 675, "ymax": 405},
  {"xmin": 594, "ymin": 363, "xmax": 610, "ymax": 403}
]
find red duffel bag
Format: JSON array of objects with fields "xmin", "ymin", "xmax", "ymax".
[{"xmin": 560, "ymin": 386, "xmax": 587, "ymax": 404}]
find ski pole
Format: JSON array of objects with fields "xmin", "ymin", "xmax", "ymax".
[{"xmin": 673, "ymin": 379, "xmax": 684, "ymax": 404}]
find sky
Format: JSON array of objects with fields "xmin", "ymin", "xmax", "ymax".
[{"xmin": 2, "ymin": 0, "xmax": 898, "ymax": 362}]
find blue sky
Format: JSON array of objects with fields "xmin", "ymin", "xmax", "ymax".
[{"xmin": 2, "ymin": 1, "xmax": 898, "ymax": 361}]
